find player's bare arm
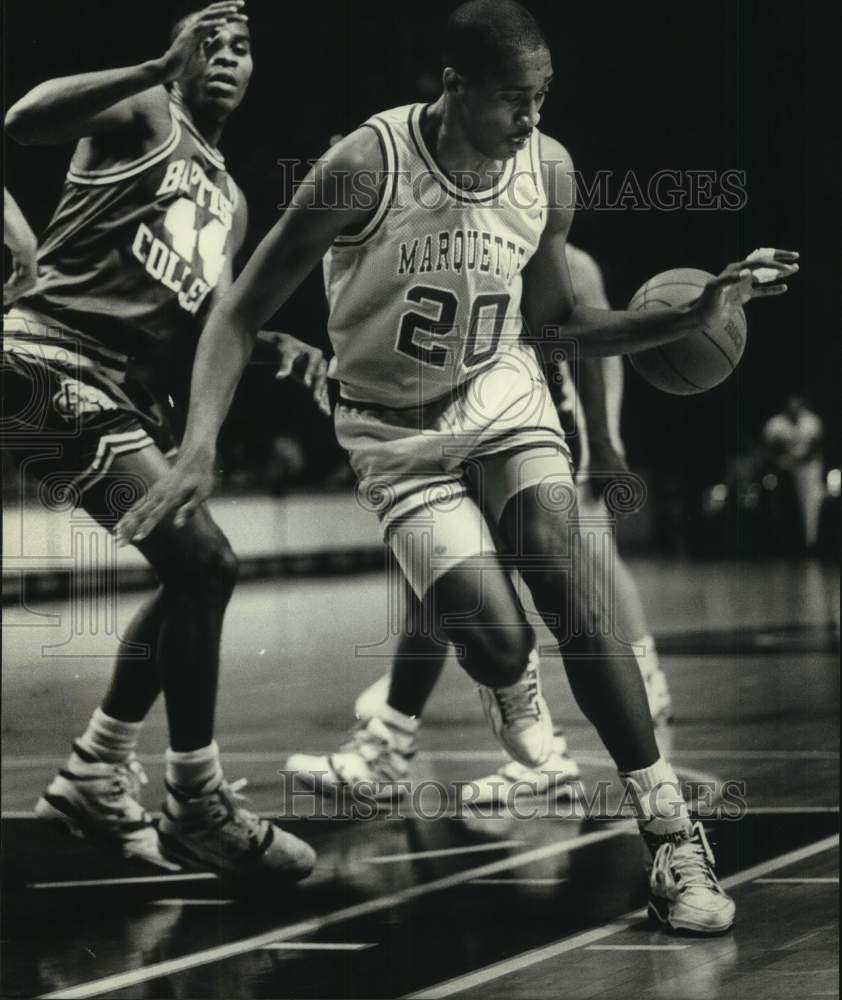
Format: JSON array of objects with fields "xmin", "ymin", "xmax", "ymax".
[
  {"xmin": 4, "ymin": 1, "xmax": 246, "ymax": 152},
  {"xmin": 115, "ymin": 126, "xmax": 384, "ymax": 542},
  {"xmin": 205, "ymin": 184, "xmax": 331, "ymax": 415},
  {"xmin": 567, "ymin": 247, "xmax": 630, "ymax": 494},
  {"xmin": 523, "ymin": 134, "xmax": 799, "ymax": 360},
  {"xmin": 3, "ymin": 186, "xmax": 39, "ymax": 304}
]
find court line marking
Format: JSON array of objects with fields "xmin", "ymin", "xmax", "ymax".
[
  {"xmin": 754, "ymin": 877, "xmax": 838, "ymax": 884},
  {"xmin": 780, "ymin": 925, "xmax": 832, "ymax": 949},
  {"xmin": 401, "ymin": 832, "xmax": 840, "ymax": 998},
  {"xmin": 261, "ymin": 942, "xmax": 375, "ymax": 951},
  {"xmin": 152, "ymin": 899, "xmax": 235, "ymax": 907},
  {"xmin": 470, "ymin": 878, "xmax": 567, "ymax": 886},
  {"xmin": 28, "ymin": 872, "xmax": 219, "ymax": 890},
  {"xmin": 9, "ymin": 805, "xmax": 838, "ymax": 826},
  {"xmin": 746, "ymin": 806, "xmax": 839, "ymax": 814},
  {"xmin": 3, "ymin": 747, "xmax": 839, "ymax": 770},
  {"xmin": 35, "ymin": 822, "xmax": 634, "ymax": 999},
  {"xmin": 586, "ymin": 944, "xmax": 690, "ymax": 951},
  {"xmin": 366, "ymin": 841, "xmax": 525, "ymax": 863}
]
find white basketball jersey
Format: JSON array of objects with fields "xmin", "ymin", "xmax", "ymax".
[{"xmin": 323, "ymin": 103, "xmax": 547, "ymax": 407}]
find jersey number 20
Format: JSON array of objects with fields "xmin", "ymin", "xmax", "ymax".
[{"xmin": 396, "ymin": 286, "xmax": 511, "ymax": 369}]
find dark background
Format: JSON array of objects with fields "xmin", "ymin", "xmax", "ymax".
[{"xmin": 3, "ymin": 1, "xmax": 839, "ymax": 509}]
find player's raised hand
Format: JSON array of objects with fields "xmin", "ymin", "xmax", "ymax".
[
  {"xmin": 160, "ymin": 1, "xmax": 248, "ymax": 82},
  {"xmin": 272, "ymin": 332, "xmax": 331, "ymax": 416},
  {"xmin": 694, "ymin": 249, "xmax": 799, "ymax": 327},
  {"xmin": 115, "ymin": 449, "xmax": 217, "ymax": 545}
]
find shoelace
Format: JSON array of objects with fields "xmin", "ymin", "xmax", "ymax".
[
  {"xmin": 495, "ymin": 671, "xmax": 540, "ymax": 725},
  {"xmin": 103, "ymin": 756, "xmax": 151, "ymax": 824},
  {"xmin": 656, "ymin": 832, "xmax": 718, "ymax": 892},
  {"xmin": 338, "ymin": 721, "xmax": 401, "ymax": 762},
  {"xmin": 207, "ymin": 778, "xmax": 265, "ymax": 841}
]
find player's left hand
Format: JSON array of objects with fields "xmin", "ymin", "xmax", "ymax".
[
  {"xmin": 270, "ymin": 331, "xmax": 331, "ymax": 416},
  {"xmin": 693, "ymin": 249, "xmax": 799, "ymax": 328},
  {"xmin": 3, "ymin": 243, "xmax": 39, "ymax": 305},
  {"xmin": 579, "ymin": 441, "xmax": 630, "ymax": 503}
]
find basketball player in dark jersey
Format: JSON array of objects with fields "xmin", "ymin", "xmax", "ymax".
[
  {"xmin": 3, "ymin": 2, "xmax": 316, "ymax": 881},
  {"xmin": 117, "ymin": 0, "xmax": 797, "ymax": 932}
]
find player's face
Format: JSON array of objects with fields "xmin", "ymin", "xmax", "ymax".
[
  {"xmin": 180, "ymin": 23, "xmax": 253, "ymax": 120},
  {"xmin": 456, "ymin": 47, "xmax": 553, "ymax": 160}
]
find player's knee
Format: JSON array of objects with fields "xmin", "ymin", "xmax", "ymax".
[
  {"xmin": 206, "ymin": 540, "xmax": 239, "ymax": 596},
  {"xmin": 461, "ymin": 622, "xmax": 534, "ymax": 688},
  {"xmin": 160, "ymin": 533, "xmax": 238, "ymax": 599}
]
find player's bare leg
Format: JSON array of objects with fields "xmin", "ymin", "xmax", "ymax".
[
  {"xmin": 36, "ymin": 444, "xmax": 314, "ymax": 881},
  {"xmin": 99, "ymin": 589, "xmax": 166, "ymax": 723},
  {"xmin": 348, "ymin": 576, "xmax": 580, "ymax": 803},
  {"xmin": 609, "ymin": 552, "xmax": 672, "ymax": 726},
  {"xmin": 289, "ymin": 574, "xmax": 443, "ymax": 798},
  {"xmin": 290, "ymin": 556, "xmax": 552, "ymax": 798},
  {"xmin": 577, "ymin": 487, "xmax": 672, "ymax": 726},
  {"xmin": 385, "ymin": 576, "xmax": 449, "ymax": 719},
  {"xmin": 498, "ymin": 483, "xmax": 734, "ymax": 933}
]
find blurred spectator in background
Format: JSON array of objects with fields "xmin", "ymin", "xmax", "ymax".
[
  {"xmin": 763, "ymin": 395, "xmax": 825, "ymax": 552},
  {"xmin": 266, "ymin": 434, "xmax": 306, "ymax": 495}
]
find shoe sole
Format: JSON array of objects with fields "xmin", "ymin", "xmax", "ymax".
[
  {"xmin": 158, "ymin": 830, "xmax": 314, "ymax": 883},
  {"xmin": 35, "ymin": 795, "xmax": 90, "ymax": 840},
  {"xmin": 290, "ymin": 770, "xmax": 408, "ymax": 802},
  {"xmin": 34, "ymin": 795, "xmax": 179, "ymax": 870},
  {"xmin": 467, "ymin": 785, "xmax": 577, "ymax": 806},
  {"xmin": 647, "ymin": 900, "xmax": 735, "ymax": 936}
]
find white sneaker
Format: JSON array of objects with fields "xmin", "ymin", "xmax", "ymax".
[
  {"xmin": 286, "ymin": 716, "xmax": 415, "ymax": 800},
  {"xmin": 158, "ymin": 776, "xmax": 315, "ymax": 882},
  {"xmin": 34, "ymin": 742, "xmax": 176, "ymax": 870},
  {"xmin": 648, "ymin": 822, "xmax": 735, "ymax": 934},
  {"xmin": 478, "ymin": 650, "xmax": 554, "ymax": 768},
  {"xmin": 467, "ymin": 734, "xmax": 581, "ymax": 804}
]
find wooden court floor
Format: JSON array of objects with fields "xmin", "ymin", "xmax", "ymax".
[{"xmin": 2, "ymin": 559, "xmax": 838, "ymax": 998}]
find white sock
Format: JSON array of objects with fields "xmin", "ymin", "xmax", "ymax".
[
  {"xmin": 74, "ymin": 707, "xmax": 142, "ymax": 764},
  {"xmin": 619, "ymin": 756, "xmax": 692, "ymax": 842},
  {"xmin": 165, "ymin": 741, "xmax": 223, "ymax": 799}
]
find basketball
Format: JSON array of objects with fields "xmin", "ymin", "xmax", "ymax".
[{"xmin": 627, "ymin": 268, "xmax": 747, "ymax": 394}]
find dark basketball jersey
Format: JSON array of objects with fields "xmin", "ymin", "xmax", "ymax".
[{"xmin": 19, "ymin": 91, "xmax": 239, "ymax": 384}]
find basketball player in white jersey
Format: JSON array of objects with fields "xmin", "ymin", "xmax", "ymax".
[
  {"xmin": 285, "ymin": 243, "xmax": 673, "ymax": 805},
  {"xmin": 118, "ymin": 0, "xmax": 797, "ymax": 933}
]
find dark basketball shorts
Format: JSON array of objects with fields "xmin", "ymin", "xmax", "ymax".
[{"xmin": 2, "ymin": 309, "xmax": 178, "ymax": 502}]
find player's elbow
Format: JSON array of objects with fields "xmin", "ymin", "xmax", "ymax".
[{"xmin": 5, "ymin": 100, "xmax": 41, "ymax": 145}]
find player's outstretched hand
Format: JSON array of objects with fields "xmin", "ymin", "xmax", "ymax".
[
  {"xmin": 160, "ymin": 1, "xmax": 248, "ymax": 82},
  {"xmin": 3, "ymin": 243, "xmax": 39, "ymax": 305},
  {"xmin": 4, "ymin": 186, "xmax": 40, "ymax": 304},
  {"xmin": 694, "ymin": 249, "xmax": 799, "ymax": 328},
  {"xmin": 272, "ymin": 332, "xmax": 331, "ymax": 416},
  {"xmin": 115, "ymin": 449, "xmax": 216, "ymax": 546}
]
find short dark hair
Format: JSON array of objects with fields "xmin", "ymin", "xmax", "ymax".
[{"xmin": 442, "ymin": 0, "xmax": 548, "ymax": 81}]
